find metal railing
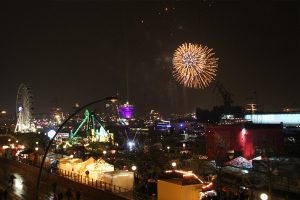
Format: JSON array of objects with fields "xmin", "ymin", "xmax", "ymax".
[
  {"xmin": 10, "ymin": 159, "xmax": 154, "ymax": 200},
  {"xmin": 56, "ymin": 168, "xmax": 130, "ymax": 194}
]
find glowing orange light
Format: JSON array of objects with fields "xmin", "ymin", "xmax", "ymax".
[
  {"xmin": 165, "ymin": 169, "xmax": 203, "ymax": 183},
  {"xmin": 172, "ymin": 43, "xmax": 218, "ymax": 89},
  {"xmin": 202, "ymin": 182, "xmax": 213, "ymax": 190}
]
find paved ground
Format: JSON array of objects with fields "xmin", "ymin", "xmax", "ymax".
[
  {"xmin": 0, "ymin": 159, "xmax": 88, "ymax": 200},
  {"xmin": 0, "ymin": 158, "xmax": 127, "ymax": 200}
]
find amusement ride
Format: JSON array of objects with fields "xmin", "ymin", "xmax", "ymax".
[{"xmin": 15, "ymin": 83, "xmax": 36, "ymax": 133}]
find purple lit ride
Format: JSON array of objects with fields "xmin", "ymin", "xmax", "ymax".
[{"xmin": 118, "ymin": 103, "xmax": 136, "ymax": 119}]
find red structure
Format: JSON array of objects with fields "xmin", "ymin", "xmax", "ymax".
[{"xmin": 206, "ymin": 124, "xmax": 284, "ymax": 160}]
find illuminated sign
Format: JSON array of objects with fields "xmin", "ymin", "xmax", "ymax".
[
  {"xmin": 245, "ymin": 114, "xmax": 300, "ymax": 125},
  {"xmin": 56, "ymin": 133, "xmax": 69, "ymax": 138}
]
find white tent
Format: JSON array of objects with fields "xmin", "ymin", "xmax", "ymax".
[
  {"xmin": 58, "ymin": 158, "xmax": 83, "ymax": 172},
  {"xmin": 72, "ymin": 157, "xmax": 95, "ymax": 175},
  {"xmin": 225, "ymin": 156, "xmax": 252, "ymax": 169},
  {"xmin": 86, "ymin": 158, "xmax": 114, "ymax": 180},
  {"xmin": 103, "ymin": 171, "xmax": 134, "ymax": 191},
  {"xmin": 57, "ymin": 157, "xmax": 134, "ymax": 190},
  {"xmin": 58, "ymin": 157, "xmax": 114, "ymax": 180}
]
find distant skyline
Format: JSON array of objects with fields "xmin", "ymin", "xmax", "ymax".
[{"xmin": 0, "ymin": 1, "xmax": 299, "ymax": 116}]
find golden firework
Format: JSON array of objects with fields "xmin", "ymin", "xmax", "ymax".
[{"xmin": 172, "ymin": 43, "xmax": 218, "ymax": 89}]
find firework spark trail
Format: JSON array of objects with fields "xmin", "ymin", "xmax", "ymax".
[{"xmin": 172, "ymin": 43, "xmax": 218, "ymax": 89}]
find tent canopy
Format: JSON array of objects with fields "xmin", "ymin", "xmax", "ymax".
[{"xmin": 225, "ymin": 156, "xmax": 252, "ymax": 169}]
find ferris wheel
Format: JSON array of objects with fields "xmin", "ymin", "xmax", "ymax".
[{"xmin": 15, "ymin": 83, "xmax": 36, "ymax": 133}]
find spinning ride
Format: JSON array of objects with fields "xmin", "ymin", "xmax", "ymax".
[{"xmin": 15, "ymin": 83, "xmax": 36, "ymax": 133}]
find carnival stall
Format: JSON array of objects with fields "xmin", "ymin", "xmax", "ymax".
[
  {"xmin": 57, "ymin": 157, "xmax": 114, "ymax": 181},
  {"xmin": 86, "ymin": 158, "xmax": 114, "ymax": 180},
  {"xmin": 58, "ymin": 157, "xmax": 83, "ymax": 172},
  {"xmin": 225, "ymin": 156, "xmax": 253, "ymax": 169},
  {"xmin": 103, "ymin": 170, "xmax": 134, "ymax": 190}
]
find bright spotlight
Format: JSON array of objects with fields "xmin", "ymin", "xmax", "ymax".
[
  {"xmin": 131, "ymin": 165, "xmax": 137, "ymax": 171},
  {"xmin": 127, "ymin": 141, "xmax": 135, "ymax": 151},
  {"xmin": 171, "ymin": 162, "xmax": 177, "ymax": 167},
  {"xmin": 47, "ymin": 130, "xmax": 56, "ymax": 139},
  {"xmin": 260, "ymin": 193, "xmax": 268, "ymax": 200},
  {"xmin": 242, "ymin": 128, "xmax": 246, "ymax": 135}
]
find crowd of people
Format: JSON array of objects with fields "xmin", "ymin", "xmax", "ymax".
[
  {"xmin": 0, "ymin": 188, "xmax": 8, "ymax": 200},
  {"xmin": 52, "ymin": 182, "xmax": 81, "ymax": 200},
  {"xmin": 0, "ymin": 175, "xmax": 15, "ymax": 200}
]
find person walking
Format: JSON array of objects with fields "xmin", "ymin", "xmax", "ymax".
[
  {"xmin": 76, "ymin": 191, "xmax": 81, "ymax": 200},
  {"xmin": 52, "ymin": 182, "xmax": 57, "ymax": 193},
  {"xmin": 0, "ymin": 189, "xmax": 3, "ymax": 200},
  {"xmin": 3, "ymin": 189, "xmax": 8, "ymax": 200},
  {"xmin": 58, "ymin": 192, "xmax": 63, "ymax": 200},
  {"xmin": 65, "ymin": 188, "xmax": 72, "ymax": 200},
  {"xmin": 8, "ymin": 175, "xmax": 16, "ymax": 189}
]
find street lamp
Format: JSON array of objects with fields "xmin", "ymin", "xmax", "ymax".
[
  {"xmin": 36, "ymin": 96, "xmax": 117, "ymax": 200},
  {"xmin": 131, "ymin": 165, "xmax": 137, "ymax": 191},
  {"xmin": 171, "ymin": 162, "xmax": 177, "ymax": 168},
  {"xmin": 103, "ymin": 150, "xmax": 107, "ymax": 155},
  {"xmin": 260, "ymin": 193, "xmax": 268, "ymax": 200},
  {"xmin": 131, "ymin": 165, "xmax": 137, "ymax": 171}
]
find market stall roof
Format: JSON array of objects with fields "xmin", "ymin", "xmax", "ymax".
[
  {"xmin": 81, "ymin": 157, "xmax": 95, "ymax": 165},
  {"xmin": 86, "ymin": 158, "xmax": 114, "ymax": 172},
  {"xmin": 225, "ymin": 156, "xmax": 252, "ymax": 169},
  {"xmin": 160, "ymin": 170, "xmax": 204, "ymax": 185},
  {"xmin": 59, "ymin": 157, "xmax": 83, "ymax": 164}
]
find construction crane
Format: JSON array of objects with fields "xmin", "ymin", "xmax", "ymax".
[{"xmin": 214, "ymin": 81, "xmax": 234, "ymax": 113}]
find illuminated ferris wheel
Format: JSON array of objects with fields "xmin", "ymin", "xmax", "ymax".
[{"xmin": 15, "ymin": 83, "xmax": 36, "ymax": 133}]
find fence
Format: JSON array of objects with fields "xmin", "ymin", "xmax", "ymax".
[
  {"xmin": 56, "ymin": 168, "xmax": 130, "ymax": 194},
  {"xmin": 7, "ymin": 158, "xmax": 155, "ymax": 200}
]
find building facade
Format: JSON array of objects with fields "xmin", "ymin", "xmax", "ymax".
[{"xmin": 206, "ymin": 124, "xmax": 284, "ymax": 160}]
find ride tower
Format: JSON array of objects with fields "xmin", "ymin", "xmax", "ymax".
[{"xmin": 71, "ymin": 109, "xmax": 114, "ymax": 143}]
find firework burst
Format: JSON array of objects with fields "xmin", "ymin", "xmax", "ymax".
[{"xmin": 172, "ymin": 43, "xmax": 218, "ymax": 89}]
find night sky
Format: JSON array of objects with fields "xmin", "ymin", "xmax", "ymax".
[{"xmin": 0, "ymin": 1, "xmax": 299, "ymax": 116}]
